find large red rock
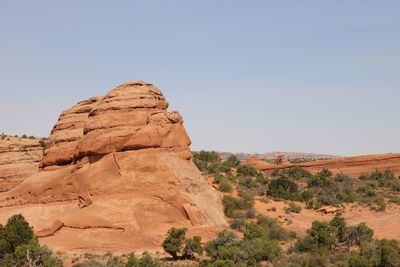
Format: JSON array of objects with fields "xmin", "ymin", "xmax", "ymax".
[
  {"xmin": 75, "ymin": 81, "xmax": 192, "ymax": 160},
  {"xmin": 41, "ymin": 97, "xmax": 101, "ymax": 168},
  {"xmin": 0, "ymin": 81, "xmax": 226, "ymax": 254}
]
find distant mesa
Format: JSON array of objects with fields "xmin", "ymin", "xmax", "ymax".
[
  {"xmin": 0, "ymin": 81, "xmax": 226, "ymax": 253},
  {"xmin": 246, "ymin": 153, "xmax": 400, "ymax": 178}
]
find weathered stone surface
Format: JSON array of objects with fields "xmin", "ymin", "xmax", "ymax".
[
  {"xmin": 0, "ymin": 81, "xmax": 226, "ymax": 253},
  {"xmin": 41, "ymin": 97, "xmax": 101, "ymax": 168},
  {"xmin": 74, "ymin": 81, "xmax": 192, "ymax": 160},
  {"xmin": 0, "ymin": 136, "xmax": 44, "ymax": 192}
]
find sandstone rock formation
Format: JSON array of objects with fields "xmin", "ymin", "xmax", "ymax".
[
  {"xmin": 41, "ymin": 97, "xmax": 101, "ymax": 168},
  {"xmin": 0, "ymin": 135, "xmax": 44, "ymax": 192},
  {"xmin": 0, "ymin": 81, "xmax": 226, "ymax": 253},
  {"xmin": 247, "ymin": 153, "xmax": 400, "ymax": 178}
]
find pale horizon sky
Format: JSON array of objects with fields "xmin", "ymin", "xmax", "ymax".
[{"xmin": 0, "ymin": 1, "xmax": 399, "ymax": 156}]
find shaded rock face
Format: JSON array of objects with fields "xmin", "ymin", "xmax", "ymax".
[
  {"xmin": 0, "ymin": 136, "xmax": 44, "ymax": 192},
  {"xmin": 0, "ymin": 81, "xmax": 225, "ymax": 253}
]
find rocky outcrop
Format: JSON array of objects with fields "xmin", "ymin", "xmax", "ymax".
[
  {"xmin": 247, "ymin": 153, "xmax": 400, "ymax": 178},
  {"xmin": 0, "ymin": 136, "xmax": 44, "ymax": 192},
  {"xmin": 0, "ymin": 81, "xmax": 226, "ymax": 253},
  {"xmin": 74, "ymin": 81, "xmax": 192, "ymax": 161},
  {"xmin": 41, "ymin": 97, "xmax": 101, "ymax": 168}
]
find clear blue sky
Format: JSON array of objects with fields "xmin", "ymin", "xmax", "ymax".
[{"xmin": 0, "ymin": 1, "xmax": 399, "ymax": 156}]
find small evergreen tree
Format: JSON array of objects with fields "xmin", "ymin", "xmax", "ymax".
[{"xmin": 162, "ymin": 227, "xmax": 187, "ymax": 260}]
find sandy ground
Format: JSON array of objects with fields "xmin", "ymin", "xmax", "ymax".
[{"xmin": 254, "ymin": 199, "xmax": 400, "ymax": 240}]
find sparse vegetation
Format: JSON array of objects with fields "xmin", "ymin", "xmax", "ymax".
[
  {"xmin": 0, "ymin": 214, "xmax": 62, "ymax": 266},
  {"xmin": 162, "ymin": 227, "xmax": 203, "ymax": 260},
  {"xmin": 285, "ymin": 202, "xmax": 302, "ymax": 214}
]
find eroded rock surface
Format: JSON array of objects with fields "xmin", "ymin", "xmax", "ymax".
[
  {"xmin": 0, "ymin": 136, "xmax": 44, "ymax": 192},
  {"xmin": 0, "ymin": 81, "xmax": 226, "ymax": 253},
  {"xmin": 41, "ymin": 97, "xmax": 101, "ymax": 168}
]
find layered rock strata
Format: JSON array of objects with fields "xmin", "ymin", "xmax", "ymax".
[{"xmin": 0, "ymin": 81, "xmax": 226, "ymax": 253}]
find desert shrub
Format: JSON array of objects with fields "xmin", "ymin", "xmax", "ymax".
[
  {"xmin": 0, "ymin": 214, "xmax": 62, "ymax": 266},
  {"xmin": 283, "ymin": 167, "xmax": 313, "ymax": 180},
  {"xmin": 243, "ymin": 222, "xmax": 267, "ymax": 240},
  {"xmin": 205, "ymin": 228, "xmax": 282, "ymax": 265},
  {"xmin": 268, "ymin": 176, "xmax": 299, "ymax": 200},
  {"xmin": 222, "ymin": 196, "xmax": 241, "ymax": 218},
  {"xmin": 219, "ymin": 178, "xmax": 233, "ymax": 193},
  {"xmin": 162, "ymin": 227, "xmax": 187, "ymax": 259},
  {"xmin": 1, "ymin": 239, "xmax": 63, "ymax": 267},
  {"xmin": 285, "ymin": 202, "xmax": 302, "ymax": 214},
  {"xmin": 39, "ymin": 139, "xmax": 46, "ymax": 148},
  {"xmin": 237, "ymin": 191, "xmax": 255, "ymax": 210},
  {"xmin": 300, "ymin": 190, "xmax": 314, "ymax": 203},
  {"xmin": 1, "ymin": 133, "xmax": 6, "ymax": 140},
  {"xmin": 256, "ymin": 215, "xmax": 289, "ymax": 241},
  {"xmin": 28, "ymin": 135, "xmax": 35, "ymax": 139},
  {"xmin": 389, "ymin": 195, "xmax": 400, "ymax": 204},
  {"xmin": 205, "ymin": 230, "xmax": 244, "ymax": 263},
  {"xmin": 236, "ymin": 165, "xmax": 259, "ymax": 177},
  {"xmin": 21, "ymin": 134, "xmax": 27, "ymax": 138},
  {"xmin": 194, "ymin": 151, "xmax": 220, "ymax": 163},
  {"xmin": 238, "ymin": 176, "xmax": 259, "ymax": 191},
  {"xmin": 347, "ymin": 223, "xmax": 374, "ymax": 246},
  {"xmin": 275, "ymin": 253, "xmax": 329, "ymax": 267},
  {"xmin": 295, "ymin": 221, "xmax": 336, "ymax": 252},
  {"xmin": 0, "ymin": 214, "xmax": 35, "ymax": 257},
  {"xmin": 357, "ymin": 183, "xmax": 377, "ymax": 197},
  {"xmin": 229, "ymin": 216, "xmax": 247, "ymax": 232},
  {"xmin": 192, "ymin": 151, "xmax": 221, "ymax": 174},
  {"xmin": 307, "ymin": 169, "xmax": 356, "ymax": 207},
  {"xmin": 183, "ymin": 236, "xmax": 203, "ymax": 260},
  {"xmin": 374, "ymin": 197, "xmax": 386, "ymax": 212},
  {"xmin": 242, "ymin": 238, "xmax": 282, "ymax": 264},
  {"xmin": 245, "ymin": 208, "xmax": 256, "ymax": 219},
  {"xmin": 347, "ymin": 254, "xmax": 371, "ymax": 267},
  {"xmin": 125, "ymin": 253, "xmax": 139, "ymax": 267},
  {"xmin": 360, "ymin": 239, "xmax": 400, "ymax": 267},
  {"xmin": 138, "ymin": 252, "xmax": 161, "ymax": 267},
  {"xmin": 223, "ymin": 193, "xmax": 254, "ymax": 219},
  {"xmin": 225, "ymin": 155, "xmax": 240, "ymax": 167}
]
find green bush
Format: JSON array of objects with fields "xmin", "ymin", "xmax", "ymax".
[
  {"xmin": 219, "ymin": 179, "xmax": 233, "ymax": 193},
  {"xmin": 225, "ymin": 155, "xmax": 240, "ymax": 167},
  {"xmin": 256, "ymin": 215, "xmax": 289, "ymax": 241},
  {"xmin": 0, "ymin": 214, "xmax": 62, "ymax": 266},
  {"xmin": 162, "ymin": 227, "xmax": 187, "ymax": 259},
  {"xmin": 183, "ymin": 236, "xmax": 203, "ymax": 260},
  {"xmin": 138, "ymin": 252, "xmax": 161, "ymax": 267},
  {"xmin": 295, "ymin": 221, "xmax": 336, "ymax": 252},
  {"xmin": 237, "ymin": 165, "xmax": 260, "ymax": 177},
  {"xmin": 285, "ymin": 202, "xmax": 301, "ymax": 214},
  {"xmin": 0, "ymin": 214, "xmax": 35, "ymax": 256},
  {"xmin": 268, "ymin": 176, "xmax": 299, "ymax": 200},
  {"xmin": 222, "ymin": 196, "xmax": 241, "ymax": 218},
  {"xmin": 360, "ymin": 239, "xmax": 400, "ymax": 267}
]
